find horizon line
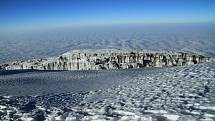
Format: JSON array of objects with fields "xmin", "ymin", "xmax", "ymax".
[{"xmin": 1, "ymin": 21, "xmax": 215, "ymax": 33}]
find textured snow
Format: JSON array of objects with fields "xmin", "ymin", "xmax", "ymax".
[
  {"xmin": 0, "ymin": 62, "xmax": 215, "ymax": 120},
  {"xmin": 163, "ymin": 114, "xmax": 180, "ymax": 121}
]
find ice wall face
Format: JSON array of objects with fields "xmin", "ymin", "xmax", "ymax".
[{"xmin": 0, "ymin": 49, "xmax": 209, "ymax": 70}]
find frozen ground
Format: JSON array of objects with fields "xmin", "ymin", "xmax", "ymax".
[
  {"xmin": 0, "ymin": 62, "xmax": 215, "ymax": 121},
  {"xmin": 0, "ymin": 23, "xmax": 215, "ymax": 63}
]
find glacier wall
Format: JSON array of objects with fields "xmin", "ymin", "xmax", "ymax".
[{"xmin": 0, "ymin": 49, "xmax": 209, "ymax": 70}]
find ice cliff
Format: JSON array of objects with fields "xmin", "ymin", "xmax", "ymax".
[{"xmin": 0, "ymin": 49, "xmax": 210, "ymax": 70}]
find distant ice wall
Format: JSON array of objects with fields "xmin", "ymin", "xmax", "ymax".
[{"xmin": 0, "ymin": 49, "xmax": 209, "ymax": 70}]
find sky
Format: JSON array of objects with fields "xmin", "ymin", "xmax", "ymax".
[{"xmin": 0, "ymin": 0, "xmax": 215, "ymax": 32}]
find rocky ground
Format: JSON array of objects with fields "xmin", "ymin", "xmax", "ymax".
[{"xmin": 0, "ymin": 62, "xmax": 215, "ymax": 121}]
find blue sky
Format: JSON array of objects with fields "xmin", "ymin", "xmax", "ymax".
[{"xmin": 0, "ymin": 0, "xmax": 215, "ymax": 31}]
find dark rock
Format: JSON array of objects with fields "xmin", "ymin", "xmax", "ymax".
[
  {"xmin": 20, "ymin": 101, "xmax": 36, "ymax": 113},
  {"xmin": 32, "ymin": 110, "xmax": 45, "ymax": 121}
]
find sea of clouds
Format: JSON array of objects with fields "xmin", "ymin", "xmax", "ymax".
[{"xmin": 0, "ymin": 23, "xmax": 215, "ymax": 63}]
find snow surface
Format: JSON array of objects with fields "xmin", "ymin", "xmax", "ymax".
[{"xmin": 0, "ymin": 62, "xmax": 215, "ymax": 120}]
